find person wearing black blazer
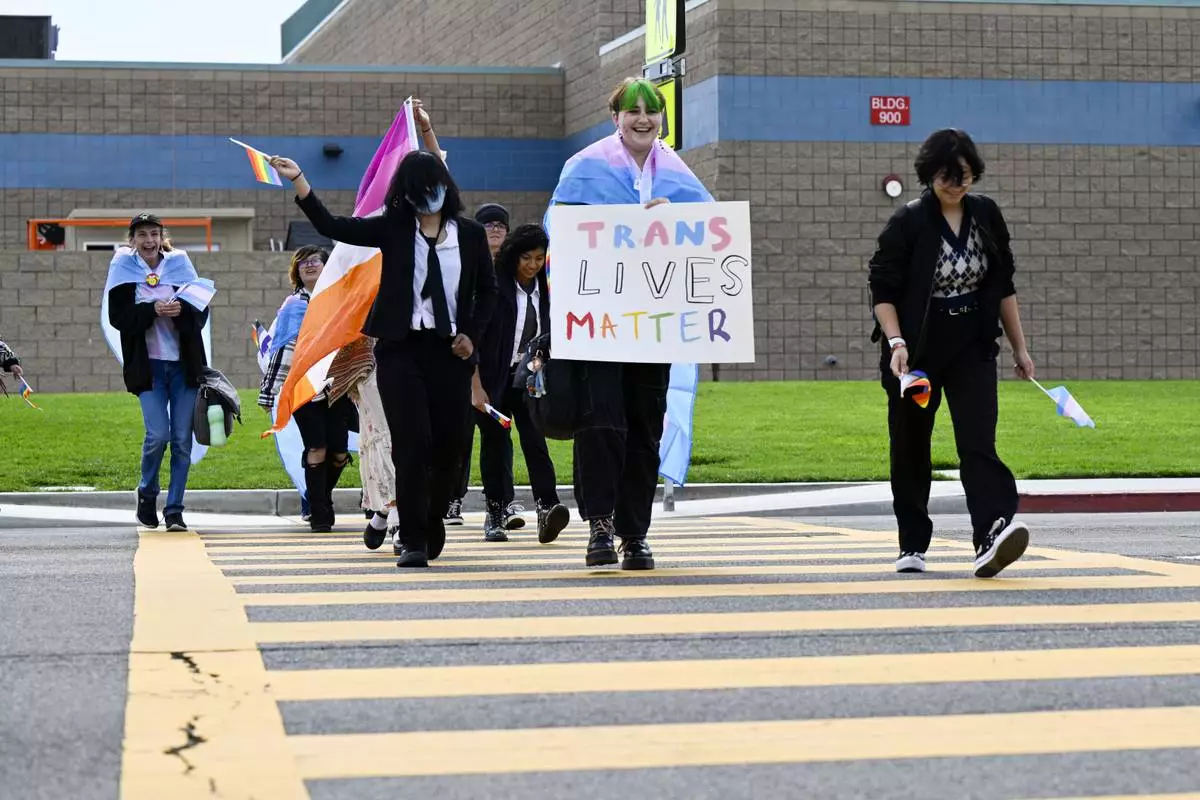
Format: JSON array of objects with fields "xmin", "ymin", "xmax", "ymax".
[
  {"xmin": 270, "ymin": 150, "xmax": 498, "ymax": 568},
  {"xmin": 473, "ymin": 224, "xmax": 570, "ymax": 544},
  {"xmin": 868, "ymin": 128, "xmax": 1035, "ymax": 580}
]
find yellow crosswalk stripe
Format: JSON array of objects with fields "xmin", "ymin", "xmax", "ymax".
[
  {"xmin": 225, "ymin": 559, "xmax": 1126, "ymax": 585},
  {"xmin": 287, "ymin": 706, "xmax": 1200, "ymax": 779},
  {"xmin": 238, "ymin": 574, "xmax": 1200, "ymax": 607},
  {"xmin": 222, "ymin": 555, "xmax": 1115, "ymax": 575},
  {"xmin": 203, "ymin": 537, "xmax": 893, "ymax": 556},
  {"xmin": 266, "ymin": 644, "xmax": 1200, "ymax": 701},
  {"xmin": 250, "ymin": 601, "xmax": 1200, "ymax": 644}
]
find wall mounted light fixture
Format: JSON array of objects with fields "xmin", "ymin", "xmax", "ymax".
[
  {"xmin": 882, "ymin": 174, "xmax": 904, "ymax": 199},
  {"xmin": 323, "ymin": 143, "xmax": 344, "ymax": 158}
]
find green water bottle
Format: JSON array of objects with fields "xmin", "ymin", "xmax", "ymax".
[{"xmin": 206, "ymin": 404, "xmax": 227, "ymax": 446}]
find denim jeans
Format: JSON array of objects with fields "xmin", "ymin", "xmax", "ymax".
[{"xmin": 138, "ymin": 359, "xmax": 198, "ymax": 516}]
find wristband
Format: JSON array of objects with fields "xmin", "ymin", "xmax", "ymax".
[{"xmin": 888, "ymin": 337, "xmax": 907, "ymax": 351}]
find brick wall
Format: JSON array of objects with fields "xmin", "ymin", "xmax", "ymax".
[{"xmin": 0, "ymin": 63, "xmax": 561, "ymax": 248}]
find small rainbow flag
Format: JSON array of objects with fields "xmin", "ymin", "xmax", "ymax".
[
  {"xmin": 483, "ymin": 403, "xmax": 512, "ymax": 429},
  {"xmin": 899, "ymin": 370, "xmax": 932, "ymax": 408},
  {"xmin": 229, "ymin": 138, "xmax": 283, "ymax": 187},
  {"xmin": 19, "ymin": 377, "xmax": 41, "ymax": 411}
]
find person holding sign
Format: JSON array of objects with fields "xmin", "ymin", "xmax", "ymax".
[
  {"xmin": 474, "ymin": 223, "xmax": 570, "ymax": 544},
  {"xmin": 105, "ymin": 214, "xmax": 211, "ymax": 532},
  {"xmin": 868, "ymin": 128, "xmax": 1035, "ymax": 579},
  {"xmin": 270, "ymin": 150, "xmax": 498, "ymax": 569},
  {"xmin": 546, "ymin": 78, "xmax": 714, "ymax": 571}
]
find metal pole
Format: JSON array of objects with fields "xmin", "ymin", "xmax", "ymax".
[{"xmin": 662, "ymin": 479, "xmax": 675, "ymax": 512}]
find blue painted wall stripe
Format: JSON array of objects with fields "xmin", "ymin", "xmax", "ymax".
[
  {"xmin": 0, "ymin": 134, "xmax": 565, "ymax": 192},
  {"xmin": 4, "ymin": 74, "xmax": 1200, "ymax": 194}
]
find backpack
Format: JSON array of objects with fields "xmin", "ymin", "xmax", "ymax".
[{"xmin": 513, "ymin": 333, "xmax": 578, "ymax": 441}]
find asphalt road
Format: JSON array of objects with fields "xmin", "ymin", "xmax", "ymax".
[{"xmin": 2, "ymin": 511, "xmax": 1200, "ymax": 800}]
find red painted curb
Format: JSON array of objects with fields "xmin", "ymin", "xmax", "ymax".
[{"xmin": 1018, "ymin": 492, "xmax": 1200, "ymax": 513}]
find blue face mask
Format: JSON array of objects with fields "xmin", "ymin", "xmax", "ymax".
[{"xmin": 409, "ymin": 184, "xmax": 447, "ymax": 215}]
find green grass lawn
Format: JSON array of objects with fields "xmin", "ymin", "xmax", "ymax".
[{"xmin": 1, "ymin": 381, "xmax": 1196, "ymax": 492}]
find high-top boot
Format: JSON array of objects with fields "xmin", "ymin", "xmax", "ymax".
[
  {"xmin": 585, "ymin": 517, "xmax": 618, "ymax": 567},
  {"xmin": 324, "ymin": 454, "xmax": 351, "ymax": 529},
  {"xmin": 618, "ymin": 537, "xmax": 655, "ymax": 571},
  {"xmin": 304, "ymin": 459, "xmax": 332, "ymax": 533},
  {"xmin": 483, "ymin": 499, "xmax": 509, "ymax": 542}
]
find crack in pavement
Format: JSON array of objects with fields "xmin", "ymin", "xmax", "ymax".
[
  {"xmin": 171, "ymin": 651, "xmax": 222, "ymax": 682},
  {"xmin": 162, "ymin": 716, "xmax": 206, "ymax": 775}
]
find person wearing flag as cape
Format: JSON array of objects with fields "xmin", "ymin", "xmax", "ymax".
[
  {"xmin": 0, "ymin": 337, "xmax": 22, "ymax": 382},
  {"xmin": 269, "ymin": 144, "xmax": 498, "ymax": 569},
  {"xmin": 868, "ymin": 128, "xmax": 1035, "ymax": 579},
  {"xmin": 258, "ymin": 246, "xmax": 358, "ymax": 534},
  {"xmin": 545, "ymin": 78, "xmax": 713, "ymax": 571},
  {"xmin": 105, "ymin": 213, "xmax": 212, "ymax": 531}
]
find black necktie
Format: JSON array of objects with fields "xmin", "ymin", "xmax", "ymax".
[
  {"xmin": 421, "ymin": 234, "xmax": 453, "ymax": 337},
  {"xmin": 518, "ymin": 287, "xmax": 538, "ymax": 355}
]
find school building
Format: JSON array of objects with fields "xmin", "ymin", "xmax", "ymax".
[{"xmin": 1, "ymin": 0, "xmax": 1197, "ymax": 391}]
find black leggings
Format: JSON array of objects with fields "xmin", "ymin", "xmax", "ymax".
[{"xmin": 292, "ymin": 395, "xmax": 356, "ymax": 463}]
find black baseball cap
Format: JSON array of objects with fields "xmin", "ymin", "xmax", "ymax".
[
  {"xmin": 129, "ymin": 212, "xmax": 163, "ymax": 232},
  {"xmin": 474, "ymin": 203, "xmax": 510, "ymax": 227}
]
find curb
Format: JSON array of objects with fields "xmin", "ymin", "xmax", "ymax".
[
  {"xmin": 1018, "ymin": 492, "xmax": 1200, "ymax": 514},
  {"xmin": 0, "ymin": 482, "xmax": 863, "ymax": 517}
]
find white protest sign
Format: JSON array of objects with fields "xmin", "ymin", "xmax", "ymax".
[{"xmin": 547, "ymin": 201, "xmax": 754, "ymax": 364}]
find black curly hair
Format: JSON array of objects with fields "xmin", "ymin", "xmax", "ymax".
[{"xmin": 494, "ymin": 223, "xmax": 549, "ymax": 278}]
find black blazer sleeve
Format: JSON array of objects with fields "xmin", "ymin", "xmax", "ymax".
[
  {"xmin": 867, "ymin": 204, "xmax": 916, "ymax": 308},
  {"xmin": 468, "ymin": 225, "xmax": 498, "ymax": 345},
  {"xmin": 982, "ymin": 198, "xmax": 1017, "ymax": 299},
  {"xmin": 107, "ymin": 284, "xmax": 158, "ymax": 334},
  {"xmin": 296, "ymin": 191, "xmax": 388, "ymax": 248}
]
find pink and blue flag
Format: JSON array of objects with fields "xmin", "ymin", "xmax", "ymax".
[
  {"xmin": 547, "ymin": 134, "xmax": 713, "ymax": 485},
  {"xmin": 353, "ymin": 98, "xmax": 419, "ymax": 216},
  {"xmin": 171, "ymin": 278, "xmax": 217, "ymax": 311},
  {"xmin": 1032, "ymin": 379, "xmax": 1096, "ymax": 428}
]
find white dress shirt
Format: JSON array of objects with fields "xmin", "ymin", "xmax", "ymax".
[
  {"xmin": 411, "ymin": 220, "xmax": 461, "ymax": 335},
  {"xmin": 511, "ymin": 278, "xmax": 541, "ymax": 366}
]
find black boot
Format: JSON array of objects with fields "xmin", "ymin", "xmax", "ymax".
[
  {"xmin": 324, "ymin": 454, "xmax": 351, "ymax": 530},
  {"xmin": 585, "ymin": 517, "xmax": 618, "ymax": 567},
  {"xmin": 619, "ymin": 537, "xmax": 655, "ymax": 571},
  {"xmin": 304, "ymin": 459, "xmax": 332, "ymax": 533},
  {"xmin": 484, "ymin": 500, "xmax": 509, "ymax": 542},
  {"xmin": 536, "ymin": 499, "xmax": 570, "ymax": 544}
]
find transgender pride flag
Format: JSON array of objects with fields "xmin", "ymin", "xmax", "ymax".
[{"xmin": 268, "ymin": 98, "xmax": 419, "ymax": 435}]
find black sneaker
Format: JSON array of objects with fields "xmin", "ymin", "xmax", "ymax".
[
  {"xmin": 164, "ymin": 513, "xmax": 187, "ymax": 532},
  {"xmin": 974, "ymin": 518, "xmax": 1030, "ymax": 578},
  {"xmin": 363, "ymin": 514, "xmax": 387, "ymax": 551},
  {"xmin": 502, "ymin": 501, "xmax": 527, "ymax": 531},
  {"xmin": 619, "ymin": 537, "xmax": 655, "ymax": 570},
  {"xmin": 484, "ymin": 501, "xmax": 509, "ymax": 542},
  {"xmin": 585, "ymin": 517, "xmax": 618, "ymax": 567},
  {"xmin": 895, "ymin": 552, "xmax": 926, "ymax": 573},
  {"xmin": 427, "ymin": 515, "xmax": 447, "ymax": 561},
  {"xmin": 536, "ymin": 500, "xmax": 570, "ymax": 544},
  {"xmin": 444, "ymin": 498, "xmax": 464, "ymax": 526},
  {"xmin": 396, "ymin": 546, "xmax": 429, "ymax": 569},
  {"xmin": 136, "ymin": 493, "xmax": 159, "ymax": 529}
]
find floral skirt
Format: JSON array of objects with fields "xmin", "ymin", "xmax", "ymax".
[{"xmin": 353, "ymin": 370, "xmax": 395, "ymax": 511}]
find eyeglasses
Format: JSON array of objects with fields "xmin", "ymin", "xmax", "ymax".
[
  {"xmin": 298, "ymin": 259, "xmax": 324, "ymax": 268},
  {"xmin": 483, "ymin": 222, "xmax": 508, "ymax": 232},
  {"xmin": 937, "ymin": 172, "xmax": 975, "ymax": 187}
]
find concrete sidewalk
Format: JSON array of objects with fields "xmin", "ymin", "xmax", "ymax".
[{"xmin": 2, "ymin": 478, "xmax": 1199, "ymax": 526}]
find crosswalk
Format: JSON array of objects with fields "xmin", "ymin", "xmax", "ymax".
[{"xmin": 119, "ymin": 514, "xmax": 1200, "ymax": 799}]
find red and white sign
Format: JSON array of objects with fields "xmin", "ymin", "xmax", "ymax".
[{"xmin": 870, "ymin": 96, "xmax": 910, "ymax": 126}]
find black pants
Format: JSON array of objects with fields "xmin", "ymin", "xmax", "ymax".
[
  {"xmin": 883, "ymin": 307, "xmax": 1017, "ymax": 553},
  {"xmin": 292, "ymin": 395, "xmax": 355, "ymax": 459},
  {"xmin": 374, "ymin": 332, "xmax": 473, "ymax": 551},
  {"xmin": 573, "ymin": 361, "xmax": 669, "ymax": 539},
  {"xmin": 479, "ymin": 371, "xmax": 559, "ymax": 507},
  {"xmin": 452, "ymin": 416, "xmax": 476, "ymax": 501}
]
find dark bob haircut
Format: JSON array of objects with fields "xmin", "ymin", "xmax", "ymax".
[
  {"xmin": 494, "ymin": 224, "xmax": 550, "ymax": 277},
  {"xmin": 288, "ymin": 245, "xmax": 328, "ymax": 291},
  {"xmin": 914, "ymin": 128, "xmax": 985, "ymax": 188},
  {"xmin": 384, "ymin": 150, "xmax": 464, "ymax": 219}
]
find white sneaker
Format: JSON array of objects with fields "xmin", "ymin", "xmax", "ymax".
[
  {"xmin": 974, "ymin": 518, "xmax": 1030, "ymax": 578},
  {"xmin": 895, "ymin": 552, "xmax": 927, "ymax": 573}
]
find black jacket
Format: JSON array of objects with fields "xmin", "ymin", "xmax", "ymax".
[
  {"xmin": 867, "ymin": 191, "xmax": 1017, "ymax": 370},
  {"xmin": 477, "ymin": 266, "xmax": 551, "ymax": 403},
  {"xmin": 107, "ymin": 283, "xmax": 209, "ymax": 395},
  {"xmin": 296, "ymin": 192, "xmax": 498, "ymax": 358}
]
